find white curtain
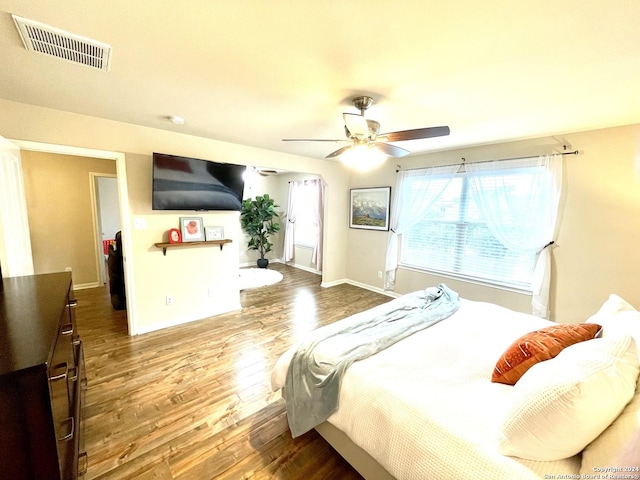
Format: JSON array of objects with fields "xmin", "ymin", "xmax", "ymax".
[
  {"xmin": 282, "ymin": 179, "xmax": 324, "ymax": 270},
  {"xmin": 0, "ymin": 136, "xmax": 34, "ymax": 277},
  {"xmin": 384, "ymin": 165, "xmax": 459, "ymax": 290},
  {"xmin": 309, "ymin": 179, "xmax": 325, "ymax": 271},
  {"xmin": 466, "ymin": 154, "xmax": 562, "ymax": 318},
  {"xmin": 281, "ymin": 181, "xmax": 299, "ymax": 263}
]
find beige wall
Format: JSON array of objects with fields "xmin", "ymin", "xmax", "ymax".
[
  {"xmin": 4, "ymin": 98, "xmax": 639, "ymax": 331},
  {"xmin": 347, "ymin": 123, "xmax": 640, "ymax": 323},
  {"xmin": 0, "ymin": 99, "xmax": 350, "ymax": 334},
  {"xmin": 21, "ymin": 151, "xmax": 117, "ymax": 286}
]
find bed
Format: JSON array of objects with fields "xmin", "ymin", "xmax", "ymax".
[{"xmin": 271, "ymin": 286, "xmax": 640, "ymax": 480}]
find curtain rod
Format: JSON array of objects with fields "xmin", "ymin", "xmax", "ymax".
[{"xmin": 396, "ymin": 148, "xmax": 579, "ymax": 173}]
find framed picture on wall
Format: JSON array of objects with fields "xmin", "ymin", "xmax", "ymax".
[
  {"xmin": 179, "ymin": 216, "xmax": 205, "ymax": 242},
  {"xmin": 349, "ymin": 187, "xmax": 391, "ymax": 231}
]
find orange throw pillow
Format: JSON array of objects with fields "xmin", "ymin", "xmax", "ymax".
[{"xmin": 492, "ymin": 323, "xmax": 602, "ymax": 385}]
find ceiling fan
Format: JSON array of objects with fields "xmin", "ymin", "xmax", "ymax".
[
  {"xmin": 246, "ymin": 166, "xmax": 279, "ymax": 176},
  {"xmin": 282, "ymin": 96, "xmax": 450, "ymax": 159},
  {"xmin": 256, "ymin": 168, "xmax": 279, "ymax": 176}
]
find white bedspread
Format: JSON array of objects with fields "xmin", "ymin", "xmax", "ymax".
[{"xmin": 272, "ymin": 293, "xmax": 582, "ymax": 480}]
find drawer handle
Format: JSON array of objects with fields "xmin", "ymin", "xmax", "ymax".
[
  {"xmin": 72, "ymin": 334, "xmax": 81, "ymax": 347},
  {"xmin": 57, "ymin": 417, "xmax": 74, "ymax": 442},
  {"xmin": 78, "ymin": 451, "xmax": 88, "ymax": 476},
  {"xmin": 67, "ymin": 299, "xmax": 78, "ymax": 308},
  {"xmin": 68, "ymin": 366, "xmax": 78, "ymax": 382},
  {"xmin": 49, "ymin": 362, "xmax": 68, "ymax": 381},
  {"xmin": 61, "ymin": 323, "xmax": 74, "ymax": 335}
]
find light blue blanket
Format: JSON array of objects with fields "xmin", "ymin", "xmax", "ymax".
[{"xmin": 284, "ymin": 284, "xmax": 460, "ymax": 437}]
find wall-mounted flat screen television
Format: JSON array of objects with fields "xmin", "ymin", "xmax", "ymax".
[{"xmin": 152, "ymin": 152, "xmax": 246, "ymax": 211}]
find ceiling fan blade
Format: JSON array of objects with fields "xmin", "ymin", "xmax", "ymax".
[
  {"xmin": 380, "ymin": 126, "xmax": 450, "ymax": 142},
  {"xmin": 325, "ymin": 145, "xmax": 352, "ymax": 159},
  {"xmin": 374, "ymin": 142, "xmax": 410, "ymax": 158},
  {"xmin": 257, "ymin": 169, "xmax": 279, "ymax": 176},
  {"xmin": 282, "ymin": 138, "xmax": 345, "ymax": 142},
  {"xmin": 343, "ymin": 113, "xmax": 369, "ymax": 137}
]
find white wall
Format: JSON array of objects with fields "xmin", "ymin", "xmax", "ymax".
[{"xmin": 97, "ymin": 176, "xmax": 120, "ymax": 242}]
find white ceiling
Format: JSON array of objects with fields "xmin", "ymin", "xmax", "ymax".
[{"xmin": 1, "ymin": 1, "xmax": 640, "ymax": 160}]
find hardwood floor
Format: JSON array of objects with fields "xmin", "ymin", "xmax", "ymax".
[{"xmin": 74, "ymin": 264, "xmax": 390, "ymax": 479}]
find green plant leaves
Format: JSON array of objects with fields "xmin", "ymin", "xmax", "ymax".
[{"xmin": 240, "ymin": 195, "xmax": 280, "ymax": 258}]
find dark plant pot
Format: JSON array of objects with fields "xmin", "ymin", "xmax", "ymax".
[{"xmin": 257, "ymin": 258, "xmax": 269, "ymax": 269}]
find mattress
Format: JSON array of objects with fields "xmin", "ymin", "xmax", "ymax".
[{"xmin": 272, "ymin": 293, "xmax": 582, "ymax": 480}]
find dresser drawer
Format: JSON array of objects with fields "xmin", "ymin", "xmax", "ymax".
[
  {"xmin": 73, "ymin": 341, "xmax": 87, "ymax": 478},
  {"xmin": 49, "ymin": 296, "xmax": 79, "ymax": 479}
]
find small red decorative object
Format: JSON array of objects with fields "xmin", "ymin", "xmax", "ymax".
[
  {"xmin": 103, "ymin": 239, "xmax": 115, "ymax": 255},
  {"xmin": 168, "ymin": 228, "xmax": 182, "ymax": 244}
]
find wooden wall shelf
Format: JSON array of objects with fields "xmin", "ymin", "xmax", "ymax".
[{"xmin": 154, "ymin": 239, "xmax": 232, "ymax": 256}]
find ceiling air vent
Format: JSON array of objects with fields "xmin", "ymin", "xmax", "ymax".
[{"xmin": 12, "ymin": 14, "xmax": 112, "ymax": 72}]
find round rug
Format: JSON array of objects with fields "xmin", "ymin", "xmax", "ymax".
[{"xmin": 239, "ymin": 268, "xmax": 284, "ymax": 290}]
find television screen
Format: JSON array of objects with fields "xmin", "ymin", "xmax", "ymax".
[{"xmin": 152, "ymin": 153, "xmax": 246, "ymax": 211}]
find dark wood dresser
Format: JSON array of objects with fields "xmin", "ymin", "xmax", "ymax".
[{"xmin": 0, "ymin": 272, "xmax": 87, "ymax": 479}]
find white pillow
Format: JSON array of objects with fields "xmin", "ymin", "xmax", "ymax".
[
  {"xmin": 591, "ymin": 293, "xmax": 637, "ymax": 316},
  {"xmin": 497, "ymin": 334, "xmax": 639, "ymax": 461},
  {"xmin": 581, "ymin": 294, "xmax": 640, "ymax": 473},
  {"xmin": 586, "ymin": 294, "xmax": 640, "ymax": 363},
  {"xmin": 581, "ymin": 385, "xmax": 640, "ymax": 474}
]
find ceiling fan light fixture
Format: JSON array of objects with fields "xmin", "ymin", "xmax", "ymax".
[
  {"xmin": 243, "ymin": 166, "xmax": 257, "ymax": 181},
  {"xmin": 339, "ymin": 144, "xmax": 387, "ymax": 171}
]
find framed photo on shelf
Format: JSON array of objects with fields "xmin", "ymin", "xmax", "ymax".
[
  {"xmin": 179, "ymin": 216, "xmax": 205, "ymax": 242},
  {"xmin": 349, "ymin": 186, "xmax": 391, "ymax": 231},
  {"xmin": 205, "ymin": 226, "xmax": 225, "ymax": 241}
]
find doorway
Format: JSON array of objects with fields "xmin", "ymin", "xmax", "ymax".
[{"xmin": 5, "ymin": 139, "xmax": 135, "ymax": 335}]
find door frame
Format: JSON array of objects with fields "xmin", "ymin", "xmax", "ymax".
[{"xmin": 10, "ymin": 140, "xmax": 136, "ymax": 335}]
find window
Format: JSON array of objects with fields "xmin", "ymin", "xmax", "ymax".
[
  {"xmin": 293, "ymin": 183, "xmax": 318, "ymax": 248},
  {"xmin": 400, "ymin": 167, "xmax": 542, "ymax": 290}
]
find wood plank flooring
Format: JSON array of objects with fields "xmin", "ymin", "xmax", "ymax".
[{"xmin": 74, "ymin": 264, "xmax": 391, "ymax": 479}]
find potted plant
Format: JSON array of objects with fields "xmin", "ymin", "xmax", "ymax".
[{"xmin": 240, "ymin": 194, "xmax": 280, "ymax": 268}]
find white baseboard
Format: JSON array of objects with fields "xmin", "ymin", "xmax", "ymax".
[
  {"xmin": 134, "ymin": 302, "xmax": 242, "ymax": 335},
  {"xmin": 343, "ymin": 279, "xmax": 399, "ymax": 298},
  {"xmin": 284, "ymin": 262, "xmax": 321, "ymax": 275},
  {"xmin": 318, "ymin": 278, "xmax": 398, "ymax": 298},
  {"xmin": 73, "ymin": 281, "xmax": 100, "ymax": 290},
  {"xmin": 242, "ymin": 259, "xmax": 320, "ymax": 275},
  {"xmin": 240, "ymin": 261, "xmax": 391, "ymax": 297},
  {"xmin": 320, "ymin": 278, "xmax": 347, "ymax": 288},
  {"xmin": 240, "ymin": 258, "xmax": 283, "ymax": 268}
]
